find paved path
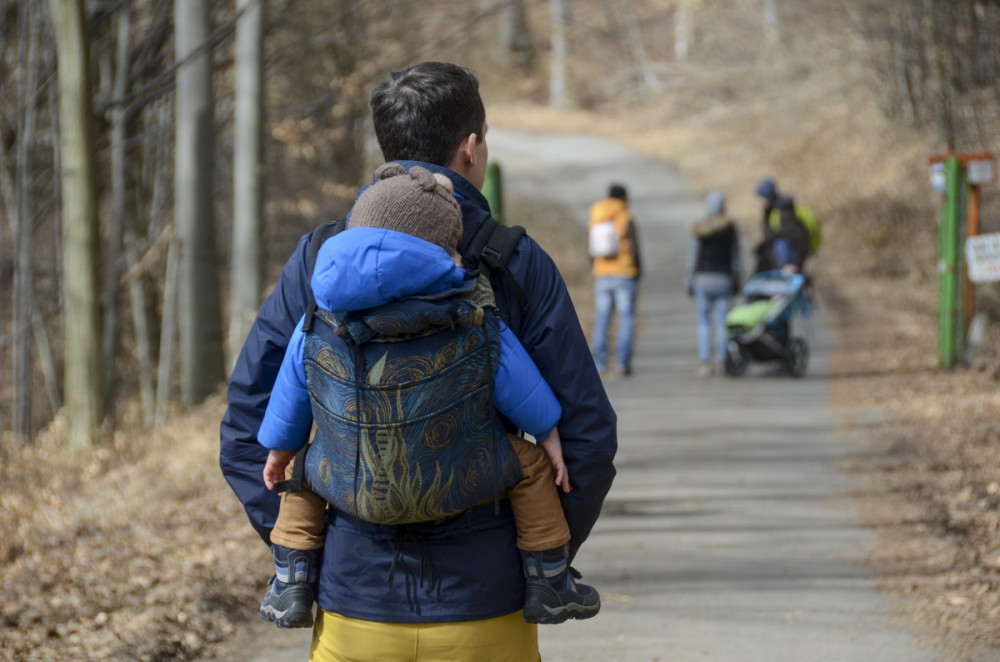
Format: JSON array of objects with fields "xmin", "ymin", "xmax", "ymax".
[
  {"xmin": 490, "ymin": 128, "xmax": 938, "ymax": 661},
  {"xmin": 225, "ymin": 129, "xmax": 940, "ymax": 661}
]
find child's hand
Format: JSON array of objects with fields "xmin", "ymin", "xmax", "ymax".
[
  {"xmin": 539, "ymin": 428, "xmax": 571, "ymax": 493},
  {"xmin": 263, "ymin": 450, "xmax": 298, "ymax": 491}
]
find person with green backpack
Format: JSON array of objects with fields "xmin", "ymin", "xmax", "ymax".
[{"xmin": 753, "ymin": 177, "xmax": 821, "ymax": 274}]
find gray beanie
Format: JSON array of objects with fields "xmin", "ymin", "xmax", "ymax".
[
  {"xmin": 755, "ymin": 177, "xmax": 777, "ymax": 200},
  {"xmin": 704, "ymin": 190, "xmax": 726, "ymax": 218},
  {"xmin": 349, "ymin": 163, "xmax": 463, "ymax": 255}
]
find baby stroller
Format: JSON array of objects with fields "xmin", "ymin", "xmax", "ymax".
[{"xmin": 723, "ymin": 270, "xmax": 810, "ymax": 377}]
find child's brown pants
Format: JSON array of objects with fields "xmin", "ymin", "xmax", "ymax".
[{"xmin": 270, "ymin": 434, "xmax": 572, "ymax": 553}]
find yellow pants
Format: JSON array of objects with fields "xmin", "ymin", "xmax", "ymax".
[{"xmin": 309, "ymin": 609, "xmax": 540, "ymax": 662}]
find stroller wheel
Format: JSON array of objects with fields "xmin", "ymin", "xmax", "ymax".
[
  {"xmin": 788, "ymin": 337, "xmax": 808, "ymax": 377},
  {"xmin": 724, "ymin": 340, "xmax": 749, "ymax": 377}
]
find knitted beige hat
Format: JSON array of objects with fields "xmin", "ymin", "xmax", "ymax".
[{"xmin": 349, "ymin": 163, "xmax": 463, "ymax": 255}]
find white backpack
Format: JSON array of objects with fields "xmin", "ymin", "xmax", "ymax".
[{"xmin": 588, "ymin": 220, "xmax": 620, "ymax": 258}]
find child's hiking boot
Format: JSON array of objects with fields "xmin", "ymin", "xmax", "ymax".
[
  {"xmin": 521, "ymin": 546, "xmax": 601, "ymax": 625},
  {"xmin": 259, "ymin": 546, "xmax": 319, "ymax": 628}
]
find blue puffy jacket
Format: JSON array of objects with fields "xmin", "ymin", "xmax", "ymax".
[{"xmin": 220, "ymin": 161, "xmax": 617, "ymax": 622}]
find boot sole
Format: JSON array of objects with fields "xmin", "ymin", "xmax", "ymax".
[
  {"xmin": 260, "ymin": 584, "xmax": 315, "ymax": 628},
  {"xmin": 524, "ymin": 599, "xmax": 601, "ymax": 625},
  {"xmin": 260, "ymin": 604, "xmax": 314, "ymax": 628},
  {"xmin": 523, "ymin": 582, "xmax": 601, "ymax": 625}
]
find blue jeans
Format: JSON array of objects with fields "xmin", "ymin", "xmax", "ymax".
[
  {"xmin": 592, "ymin": 277, "xmax": 638, "ymax": 371},
  {"xmin": 694, "ymin": 288, "xmax": 731, "ymax": 364}
]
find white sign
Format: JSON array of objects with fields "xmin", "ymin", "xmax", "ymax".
[
  {"xmin": 966, "ymin": 233, "xmax": 1000, "ymax": 282},
  {"xmin": 929, "ymin": 162, "xmax": 946, "ymax": 192},
  {"xmin": 968, "ymin": 158, "xmax": 996, "ymax": 185}
]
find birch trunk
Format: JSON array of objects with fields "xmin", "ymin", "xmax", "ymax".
[
  {"xmin": 550, "ymin": 0, "xmax": 568, "ymax": 107},
  {"xmin": 48, "ymin": 0, "xmax": 105, "ymax": 450},
  {"xmin": 228, "ymin": 0, "xmax": 264, "ymax": 371}
]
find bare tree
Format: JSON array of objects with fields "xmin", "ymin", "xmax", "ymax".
[
  {"xmin": 12, "ymin": 0, "xmax": 42, "ymax": 440},
  {"xmin": 48, "ymin": 0, "xmax": 105, "ymax": 450},
  {"xmin": 104, "ymin": 1, "xmax": 131, "ymax": 414},
  {"xmin": 852, "ymin": 0, "xmax": 1000, "ymax": 151},
  {"xmin": 674, "ymin": 0, "xmax": 691, "ymax": 62},
  {"xmin": 550, "ymin": 0, "xmax": 568, "ymax": 106},
  {"xmin": 501, "ymin": 0, "xmax": 535, "ymax": 72},
  {"xmin": 175, "ymin": 0, "xmax": 225, "ymax": 407},
  {"xmin": 228, "ymin": 0, "xmax": 264, "ymax": 371},
  {"xmin": 762, "ymin": 0, "xmax": 781, "ymax": 66},
  {"xmin": 617, "ymin": 0, "xmax": 655, "ymax": 96}
]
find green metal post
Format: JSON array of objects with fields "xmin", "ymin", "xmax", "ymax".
[
  {"xmin": 955, "ymin": 178, "xmax": 969, "ymax": 365},
  {"xmin": 482, "ymin": 161, "xmax": 504, "ymax": 223},
  {"xmin": 938, "ymin": 157, "xmax": 966, "ymax": 367}
]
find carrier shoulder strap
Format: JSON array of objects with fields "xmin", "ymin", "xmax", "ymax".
[
  {"xmin": 274, "ymin": 216, "xmax": 347, "ymax": 495},
  {"xmin": 301, "ymin": 217, "xmax": 347, "ymax": 334},
  {"xmin": 464, "ymin": 216, "xmax": 530, "ymax": 314}
]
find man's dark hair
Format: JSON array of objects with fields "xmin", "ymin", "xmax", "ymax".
[
  {"xmin": 370, "ymin": 62, "xmax": 486, "ymax": 167},
  {"xmin": 609, "ymin": 184, "xmax": 628, "ymax": 201}
]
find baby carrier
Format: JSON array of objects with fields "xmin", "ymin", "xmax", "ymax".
[{"xmin": 300, "ymin": 273, "xmax": 523, "ymax": 525}]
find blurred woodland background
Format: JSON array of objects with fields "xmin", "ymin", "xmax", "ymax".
[
  {"xmin": 4, "ymin": 0, "xmax": 1000, "ymax": 446},
  {"xmin": 6, "ymin": 0, "xmax": 1000, "ymax": 659}
]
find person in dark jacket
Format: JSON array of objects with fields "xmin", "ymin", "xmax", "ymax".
[
  {"xmin": 219, "ymin": 61, "xmax": 617, "ymax": 661},
  {"xmin": 754, "ymin": 177, "xmax": 809, "ymax": 274},
  {"xmin": 685, "ymin": 191, "xmax": 740, "ymax": 377},
  {"xmin": 257, "ymin": 163, "xmax": 599, "ymax": 630}
]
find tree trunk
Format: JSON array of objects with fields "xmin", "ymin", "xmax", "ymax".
[
  {"xmin": 228, "ymin": 0, "xmax": 264, "ymax": 372},
  {"xmin": 618, "ymin": 0, "xmax": 654, "ymax": 96},
  {"xmin": 926, "ymin": 0, "xmax": 957, "ymax": 148},
  {"xmin": 48, "ymin": 0, "xmax": 105, "ymax": 451},
  {"xmin": 31, "ymin": 299, "xmax": 61, "ymax": 417},
  {"xmin": 128, "ymin": 100, "xmax": 171, "ymax": 426},
  {"xmin": 105, "ymin": 2, "xmax": 131, "ymax": 416},
  {"xmin": 13, "ymin": 0, "xmax": 41, "ymax": 440},
  {"xmin": 674, "ymin": 1, "xmax": 690, "ymax": 62},
  {"xmin": 550, "ymin": 0, "xmax": 568, "ymax": 107},
  {"xmin": 501, "ymin": 0, "xmax": 534, "ymax": 72},
  {"xmin": 762, "ymin": 0, "xmax": 781, "ymax": 66},
  {"xmin": 175, "ymin": 0, "xmax": 225, "ymax": 407}
]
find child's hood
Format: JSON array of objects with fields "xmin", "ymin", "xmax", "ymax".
[{"xmin": 311, "ymin": 227, "xmax": 466, "ymax": 312}]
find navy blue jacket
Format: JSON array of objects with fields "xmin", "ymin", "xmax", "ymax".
[{"xmin": 220, "ymin": 161, "xmax": 618, "ymax": 622}]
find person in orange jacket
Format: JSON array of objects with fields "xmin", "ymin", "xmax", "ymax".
[{"xmin": 587, "ymin": 184, "xmax": 641, "ymax": 376}]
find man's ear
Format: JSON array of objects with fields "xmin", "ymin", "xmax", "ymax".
[{"xmin": 456, "ymin": 133, "xmax": 478, "ymax": 167}]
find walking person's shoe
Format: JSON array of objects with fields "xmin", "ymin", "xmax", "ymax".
[
  {"xmin": 521, "ymin": 545, "xmax": 601, "ymax": 625},
  {"xmin": 697, "ymin": 362, "xmax": 714, "ymax": 378},
  {"xmin": 260, "ymin": 546, "xmax": 320, "ymax": 628}
]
